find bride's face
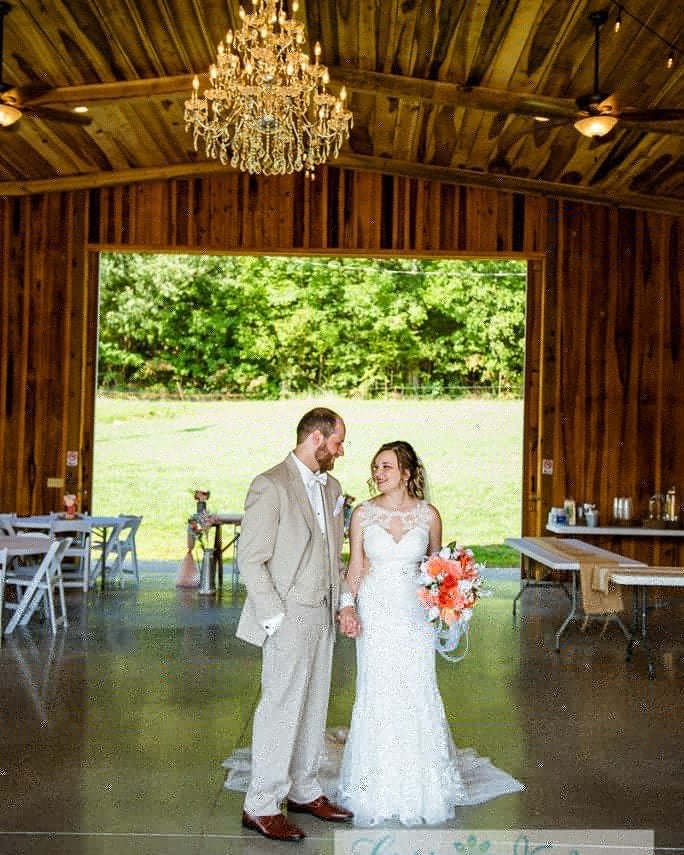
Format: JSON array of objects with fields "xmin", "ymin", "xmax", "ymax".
[{"xmin": 371, "ymin": 450, "xmax": 409, "ymax": 493}]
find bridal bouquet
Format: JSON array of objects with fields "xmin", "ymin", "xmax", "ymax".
[{"xmin": 418, "ymin": 542, "xmax": 487, "ymax": 662}]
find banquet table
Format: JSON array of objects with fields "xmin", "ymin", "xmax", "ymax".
[
  {"xmin": 211, "ymin": 513, "xmax": 243, "ymax": 591},
  {"xmin": 182, "ymin": 512, "xmax": 243, "ymax": 592},
  {"xmin": 505, "ymin": 536, "xmax": 646, "ymax": 650},
  {"xmin": 12, "ymin": 515, "xmax": 124, "ymax": 590},
  {"xmin": 11, "ymin": 514, "xmax": 121, "ymax": 531},
  {"xmin": 609, "ymin": 567, "xmax": 684, "ymax": 679}
]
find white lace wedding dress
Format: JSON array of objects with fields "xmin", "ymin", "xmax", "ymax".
[
  {"xmin": 222, "ymin": 499, "xmax": 523, "ymax": 826},
  {"xmin": 336, "ymin": 500, "xmax": 523, "ymax": 826}
]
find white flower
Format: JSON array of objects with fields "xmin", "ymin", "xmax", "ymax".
[
  {"xmin": 428, "ymin": 606, "xmax": 440, "ymax": 621},
  {"xmin": 438, "ymin": 547, "xmax": 451, "ymax": 560},
  {"xmin": 459, "ymin": 579, "xmax": 473, "ymax": 594}
]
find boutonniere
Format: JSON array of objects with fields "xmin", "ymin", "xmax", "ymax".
[{"xmin": 333, "ymin": 495, "xmax": 346, "ymax": 517}]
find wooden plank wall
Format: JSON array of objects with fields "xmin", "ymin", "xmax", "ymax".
[
  {"xmin": 553, "ymin": 202, "xmax": 684, "ymax": 565},
  {"xmin": 0, "ymin": 192, "xmax": 94, "ymax": 514},
  {"xmin": 2, "ymin": 166, "xmax": 684, "ymax": 567},
  {"xmin": 93, "ymin": 169, "xmax": 538, "ymax": 254}
]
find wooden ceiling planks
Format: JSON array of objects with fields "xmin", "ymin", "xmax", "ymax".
[
  {"xmin": 49, "ymin": 0, "xmax": 140, "ymax": 82},
  {"xmin": 135, "ymin": 0, "xmax": 195, "ymax": 75},
  {"xmin": 525, "ymin": 0, "xmax": 594, "ymax": 98},
  {"xmin": 485, "ymin": 0, "xmax": 548, "ymax": 90},
  {"xmin": 0, "ymin": 131, "xmax": 56, "ymax": 182},
  {"xmin": 0, "ymin": 0, "xmax": 681, "ymax": 211},
  {"xmin": 8, "ymin": 119, "xmax": 99, "ymax": 176},
  {"xmin": 463, "ymin": 0, "xmax": 520, "ymax": 88}
]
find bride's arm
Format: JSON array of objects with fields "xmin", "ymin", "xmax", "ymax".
[
  {"xmin": 427, "ymin": 503, "xmax": 443, "ymax": 553},
  {"xmin": 344, "ymin": 506, "xmax": 366, "ymax": 597}
]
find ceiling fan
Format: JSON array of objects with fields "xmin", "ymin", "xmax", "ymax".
[
  {"xmin": 526, "ymin": 10, "xmax": 684, "ymax": 138},
  {"xmin": 0, "ymin": 2, "xmax": 91, "ymax": 129}
]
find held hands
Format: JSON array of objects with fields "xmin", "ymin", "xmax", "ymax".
[{"xmin": 337, "ymin": 605, "xmax": 362, "ymax": 638}]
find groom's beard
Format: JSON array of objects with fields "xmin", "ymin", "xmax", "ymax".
[{"xmin": 315, "ymin": 440, "xmax": 337, "ymax": 472}]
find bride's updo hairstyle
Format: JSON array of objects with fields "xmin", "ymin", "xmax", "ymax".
[{"xmin": 370, "ymin": 440, "xmax": 426, "ymax": 500}]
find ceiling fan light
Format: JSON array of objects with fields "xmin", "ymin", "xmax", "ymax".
[
  {"xmin": 0, "ymin": 103, "xmax": 21, "ymax": 127},
  {"xmin": 574, "ymin": 114, "xmax": 618, "ymax": 137}
]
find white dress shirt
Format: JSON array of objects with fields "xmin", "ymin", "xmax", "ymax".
[{"xmin": 290, "ymin": 451, "xmax": 327, "ymax": 537}]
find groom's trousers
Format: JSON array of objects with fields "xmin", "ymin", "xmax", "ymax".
[{"xmin": 244, "ymin": 599, "xmax": 334, "ymax": 816}]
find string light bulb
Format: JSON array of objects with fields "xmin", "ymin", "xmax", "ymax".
[
  {"xmin": 614, "ymin": 9, "xmax": 622, "ymax": 32},
  {"xmin": 667, "ymin": 51, "xmax": 674, "ymax": 69}
]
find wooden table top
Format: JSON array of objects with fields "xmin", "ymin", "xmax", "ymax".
[
  {"xmin": 212, "ymin": 512, "xmax": 243, "ymax": 525},
  {"xmin": 505, "ymin": 536, "xmax": 646, "ymax": 571}
]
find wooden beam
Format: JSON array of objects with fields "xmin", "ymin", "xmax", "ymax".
[
  {"xmin": 27, "ymin": 67, "xmax": 581, "ymax": 119},
  {"xmin": 0, "ymin": 151, "xmax": 682, "ymax": 216},
  {"xmin": 335, "ymin": 153, "xmax": 684, "ymax": 216},
  {"xmin": 31, "ymin": 66, "xmax": 684, "ymax": 137},
  {"xmin": 30, "ymin": 74, "xmax": 198, "ymax": 105}
]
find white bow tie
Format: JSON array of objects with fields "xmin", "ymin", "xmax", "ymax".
[{"xmin": 308, "ymin": 471, "xmax": 328, "ymax": 488}]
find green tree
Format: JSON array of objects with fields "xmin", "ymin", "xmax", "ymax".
[{"xmin": 97, "ymin": 254, "xmax": 526, "ymax": 396}]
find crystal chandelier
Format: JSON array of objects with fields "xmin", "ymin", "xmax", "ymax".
[{"xmin": 184, "ymin": 0, "xmax": 353, "ymax": 177}]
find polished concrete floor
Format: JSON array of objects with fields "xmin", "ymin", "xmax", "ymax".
[{"xmin": 0, "ymin": 563, "xmax": 682, "ymax": 855}]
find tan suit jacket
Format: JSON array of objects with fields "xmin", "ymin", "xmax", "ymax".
[{"xmin": 236, "ymin": 454, "xmax": 346, "ymax": 646}]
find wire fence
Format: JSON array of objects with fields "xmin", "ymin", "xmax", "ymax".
[
  {"xmin": 97, "ymin": 383, "xmax": 523, "ymax": 401},
  {"xmin": 360, "ymin": 383, "xmax": 523, "ymax": 400}
]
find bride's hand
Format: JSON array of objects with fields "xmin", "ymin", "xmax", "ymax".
[{"xmin": 337, "ymin": 606, "xmax": 362, "ymax": 638}]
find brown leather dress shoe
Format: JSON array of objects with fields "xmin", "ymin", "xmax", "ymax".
[
  {"xmin": 242, "ymin": 811, "xmax": 306, "ymax": 841},
  {"xmin": 286, "ymin": 795, "xmax": 353, "ymax": 822}
]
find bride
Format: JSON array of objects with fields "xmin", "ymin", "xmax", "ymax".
[{"xmin": 336, "ymin": 440, "xmax": 523, "ymax": 826}]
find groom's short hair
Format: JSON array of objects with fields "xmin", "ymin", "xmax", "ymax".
[{"xmin": 296, "ymin": 407, "xmax": 341, "ymax": 444}]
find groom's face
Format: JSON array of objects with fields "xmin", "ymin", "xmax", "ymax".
[{"xmin": 314, "ymin": 420, "xmax": 346, "ymax": 472}]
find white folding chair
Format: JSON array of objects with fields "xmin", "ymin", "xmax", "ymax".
[
  {"xmin": 0, "ymin": 547, "xmax": 7, "ymax": 646},
  {"xmin": 111, "ymin": 515, "xmax": 142, "ymax": 588},
  {"xmin": 89, "ymin": 519, "xmax": 125, "ymax": 589},
  {"xmin": 0, "ymin": 513, "xmax": 15, "ymax": 535},
  {"xmin": 3, "ymin": 538, "xmax": 71, "ymax": 636},
  {"xmin": 51, "ymin": 519, "xmax": 91, "ymax": 592}
]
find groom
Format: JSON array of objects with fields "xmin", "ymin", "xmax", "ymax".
[{"xmin": 236, "ymin": 407, "xmax": 359, "ymax": 841}]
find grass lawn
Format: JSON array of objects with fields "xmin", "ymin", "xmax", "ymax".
[{"xmin": 92, "ymin": 396, "xmax": 523, "ymax": 565}]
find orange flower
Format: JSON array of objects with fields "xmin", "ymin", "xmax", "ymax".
[
  {"xmin": 425, "ymin": 556, "xmax": 452, "ymax": 578},
  {"xmin": 417, "ymin": 588, "xmax": 433, "ymax": 607},
  {"xmin": 437, "ymin": 589, "xmax": 453, "ymax": 608}
]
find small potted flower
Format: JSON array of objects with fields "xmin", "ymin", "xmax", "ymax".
[{"xmin": 63, "ymin": 494, "xmax": 78, "ymax": 519}]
